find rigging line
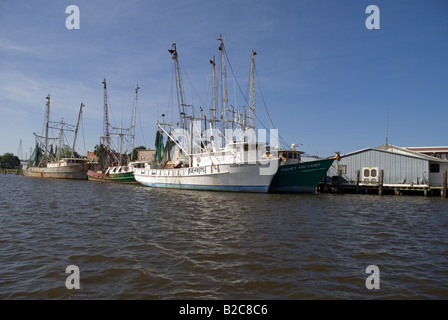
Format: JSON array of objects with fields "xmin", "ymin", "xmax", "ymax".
[
  {"xmin": 137, "ymin": 101, "xmax": 146, "ymax": 148},
  {"xmin": 255, "ymin": 66, "xmax": 275, "ymax": 128},
  {"xmin": 224, "ymin": 50, "xmax": 249, "ymax": 108},
  {"xmin": 167, "ymin": 64, "xmax": 175, "ymax": 124},
  {"xmin": 108, "ymin": 98, "xmax": 117, "ymax": 130},
  {"xmin": 81, "ymin": 112, "xmax": 87, "ymax": 156},
  {"xmin": 40, "ymin": 99, "xmax": 49, "ymax": 138},
  {"xmin": 171, "ymin": 61, "xmax": 182, "ymax": 124},
  {"xmin": 205, "ymin": 74, "xmax": 211, "ymax": 109},
  {"xmin": 224, "ymin": 49, "xmax": 242, "ymax": 98},
  {"xmin": 178, "ymin": 59, "xmax": 207, "ymax": 113},
  {"xmin": 225, "ymin": 50, "xmax": 290, "ymax": 149}
]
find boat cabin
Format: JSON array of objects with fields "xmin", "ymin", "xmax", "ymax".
[
  {"xmin": 47, "ymin": 158, "xmax": 88, "ymax": 168},
  {"xmin": 279, "ymin": 150, "xmax": 304, "ymax": 165}
]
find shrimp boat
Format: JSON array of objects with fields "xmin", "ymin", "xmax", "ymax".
[
  {"xmin": 87, "ymin": 163, "xmax": 137, "ymax": 183},
  {"xmin": 87, "ymin": 80, "xmax": 140, "ymax": 183},
  {"xmin": 269, "ymin": 147, "xmax": 336, "ymax": 193},
  {"xmin": 23, "ymin": 94, "xmax": 91, "ymax": 179},
  {"xmin": 133, "ymin": 132, "xmax": 279, "ymax": 192},
  {"xmin": 134, "ymin": 40, "xmax": 279, "ymax": 192}
]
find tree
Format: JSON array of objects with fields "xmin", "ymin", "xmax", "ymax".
[
  {"xmin": 58, "ymin": 145, "xmax": 80, "ymax": 158},
  {"xmin": 94, "ymin": 144, "xmax": 106, "ymax": 158},
  {"xmin": 0, "ymin": 153, "xmax": 20, "ymax": 168},
  {"xmin": 129, "ymin": 146, "xmax": 146, "ymax": 161},
  {"xmin": 94, "ymin": 143, "xmax": 109, "ymax": 169}
]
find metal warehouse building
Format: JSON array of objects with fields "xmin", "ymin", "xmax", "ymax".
[{"xmin": 325, "ymin": 144, "xmax": 448, "ymax": 195}]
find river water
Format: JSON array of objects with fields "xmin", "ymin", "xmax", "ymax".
[{"xmin": 1, "ymin": 174, "xmax": 447, "ymax": 300}]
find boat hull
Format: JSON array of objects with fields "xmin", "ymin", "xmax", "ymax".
[
  {"xmin": 87, "ymin": 170, "xmax": 137, "ymax": 183},
  {"xmin": 134, "ymin": 161, "xmax": 278, "ymax": 193},
  {"xmin": 269, "ymin": 158, "xmax": 335, "ymax": 193},
  {"xmin": 22, "ymin": 163, "xmax": 90, "ymax": 180}
]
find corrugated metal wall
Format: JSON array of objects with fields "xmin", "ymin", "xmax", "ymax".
[{"xmin": 327, "ymin": 149, "xmax": 429, "ymax": 185}]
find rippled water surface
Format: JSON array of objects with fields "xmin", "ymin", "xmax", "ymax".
[{"xmin": 1, "ymin": 174, "xmax": 447, "ymax": 299}]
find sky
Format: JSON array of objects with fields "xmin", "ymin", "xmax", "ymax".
[{"xmin": 0, "ymin": 0, "xmax": 447, "ymax": 159}]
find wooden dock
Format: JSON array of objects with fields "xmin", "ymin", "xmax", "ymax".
[
  {"xmin": 1, "ymin": 168, "xmax": 23, "ymax": 175},
  {"xmin": 319, "ymin": 169, "xmax": 447, "ymax": 198}
]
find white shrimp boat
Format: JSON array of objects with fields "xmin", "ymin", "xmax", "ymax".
[
  {"xmin": 134, "ymin": 141, "xmax": 278, "ymax": 192},
  {"xmin": 134, "ymin": 39, "xmax": 279, "ymax": 192}
]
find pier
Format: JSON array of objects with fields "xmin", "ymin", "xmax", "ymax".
[
  {"xmin": 319, "ymin": 169, "xmax": 447, "ymax": 198},
  {"xmin": 321, "ymin": 145, "xmax": 448, "ymax": 198},
  {"xmin": 1, "ymin": 167, "xmax": 23, "ymax": 175}
]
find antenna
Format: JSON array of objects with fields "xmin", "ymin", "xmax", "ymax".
[
  {"xmin": 386, "ymin": 106, "xmax": 389, "ymax": 145},
  {"xmin": 18, "ymin": 139, "xmax": 23, "ymax": 161}
]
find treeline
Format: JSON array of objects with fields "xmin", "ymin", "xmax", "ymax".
[{"xmin": 0, "ymin": 153, "xmax": 21, "ymax": 169}]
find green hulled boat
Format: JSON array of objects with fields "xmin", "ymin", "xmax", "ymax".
[
  {"xmin": 269, "ymin": 156, "xmax": 335, "ymax": 193},
  {"xmin": 87, "ymin": 79, "xmax": 144, "ymax": 184},
  {"xmin": 87, "ymin": 165, "xmax": 137, "ymax": 183}
]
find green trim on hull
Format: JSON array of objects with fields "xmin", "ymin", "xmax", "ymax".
[
  {"xmin": 87, "ymin": 170, "xmax": 137, "ymax": 183},
  {"xmin": 269, "ymin": 158, "xmax": 335, "ymax": 193}
]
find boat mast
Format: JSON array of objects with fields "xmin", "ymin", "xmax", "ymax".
[
  {"xmin": 168, "ymin": 43, "xmax": 189, "ymax": 131},
  {"xmin": 102, "ymin": 79, "xmax": 110, "ymax": 150},
  {"xmin": 169, "ymin": 43, "xmax": 196, "ymax": 165},
  {"xmin": 130, "ymin": 84, "xmax": 139, "ymax": 160},
  {"xmin": 119, "ymin": 121, "xmax": 124, "ymax": 165},
  {"xmin": 218, "ymin": 35, "xmax": 229, "ymax": 136},
  {"xmin": 101, "ymin": 78, "xmax": 111, "ymax": 167},
  {"xmin": 248, "ymin": 50, "xmax": 257, "ymax": 130},
  {"xmin": 45, "ymin": 94, "xmax": 50, "ymax": 157},
  {"xmin": 47, "ymin": 118, "xmax": 75, "ymax": 161},
  {"xmin": 57, "ymin": 122, "xmax": 63, "ymax": 160},
  {"xmin": 72, "ymin": 102, "xmax": 84, "ymax": 158},
  {"xmin": 209, "ymin": 55, "xmax": 218, "ymax": 131}
]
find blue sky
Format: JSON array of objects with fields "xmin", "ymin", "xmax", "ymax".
[{"xmin": 1, "ymin": 0, "xmax": 447, "ymax": 159}]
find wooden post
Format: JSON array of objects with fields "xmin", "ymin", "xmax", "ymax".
[
  {"xmin": 356, "ymin": 170, "xmax": 360, "ymax": 194},
  {"xmin": 442, "ymin": 170, "xmax": 447, "ymax": 198},
  {"xmin": 323, "ymin": 176, "xmax": 327, "ymax": 193},
  {"xmin": 320, "ymin": 174, "xmax": 327, "ymax": 193},
  {"xmin": 379, "ymin": 169, "xmax": 384, "ymax": 196},
  {"xmin": 337, "ymin": 168, "xmax": 342, "ymax": 194}
]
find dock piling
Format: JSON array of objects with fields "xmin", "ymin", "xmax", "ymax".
[
  {"xmin": 337, "ymin": 168, "xmax": 342, "ymax": 194},
  {"xmin": 443, "ymin": 170, "xmax": 447, "ymax": 198},
  {"xmin": 356, "ymin": 170, "xmax": 360, "ymax": 194},
  {"xmin": 379, "ymin": 169, "xmax": 384, "ymax": 196}
]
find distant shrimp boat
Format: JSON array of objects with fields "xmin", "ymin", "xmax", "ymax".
[
  {"xmin": 23, "ymin": 158, "xmax": 90, "ymax": 180},
  {"xmin": 87, "ymin": 167, "xmax": 135, "ymax": 183},
  {"xmin": 87, "ymin": 80, "xmax": 141, "ymax": 184},
  {"xmin": 87, "ymin": 161, "xmax": 148, "ymax": 183},
  {"xmin": 23, "ymin": 94, "xmax": 91, "ymax": 180}
]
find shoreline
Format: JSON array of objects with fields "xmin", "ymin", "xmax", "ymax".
[{"xmin": 1, "ymin": 168, "xmax": 23, "ymax": 175}]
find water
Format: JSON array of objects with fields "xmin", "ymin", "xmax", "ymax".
[{"xmin": 1, "ymin": 174, "xmax": 447, "ymax": 300}]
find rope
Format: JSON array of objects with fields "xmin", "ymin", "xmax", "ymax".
[{"xmin": 224, "ymin": 49, "xmax": 291, "ymax": 149}]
